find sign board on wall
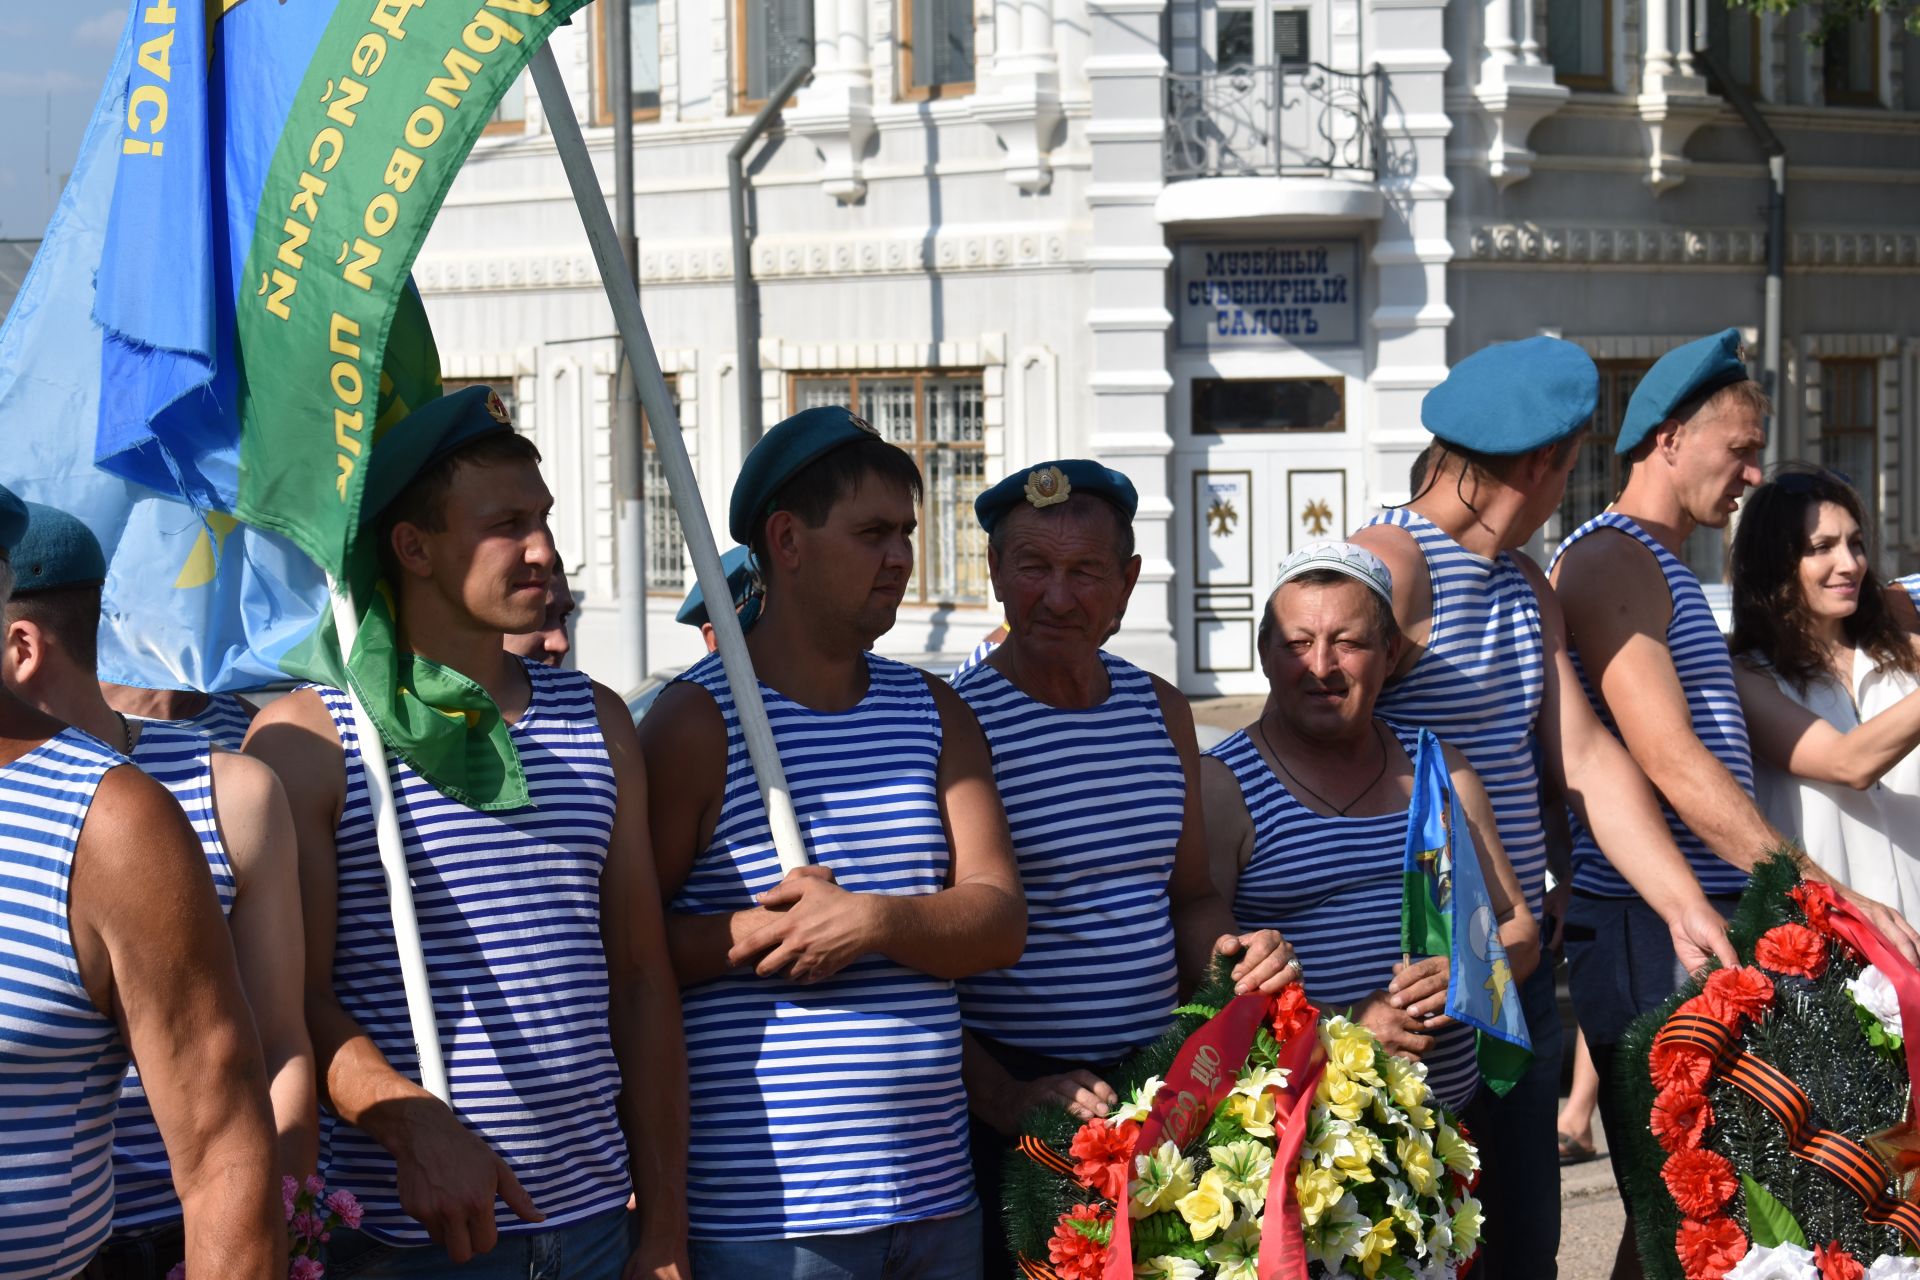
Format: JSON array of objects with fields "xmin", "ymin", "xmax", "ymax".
[{"xmin": 1176, "ymin": 241, "xmax": 1359, "ymax": 349}]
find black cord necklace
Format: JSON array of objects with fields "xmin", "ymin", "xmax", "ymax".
[{"xmin": 1256, "ymin": 717, "xmax": 1390, "ymax": 817}]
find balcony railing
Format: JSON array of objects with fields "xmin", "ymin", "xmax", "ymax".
[{"xmin": 1165, "ymin": 63, "xmax": 1380, "ymax": 181}]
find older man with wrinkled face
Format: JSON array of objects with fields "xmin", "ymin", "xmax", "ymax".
[{"xmin": 950, "ymin": 459, "xmax": 1297, "ymax": 1275}]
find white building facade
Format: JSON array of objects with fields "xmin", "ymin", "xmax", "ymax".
[{"xmin": 417, "ymin": 0, "xmax": 1920, "ymax": 696}]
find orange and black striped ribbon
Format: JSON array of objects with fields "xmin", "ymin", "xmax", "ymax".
[
  {"xmin": 1017, "ymin": 1134, "xmax": 1082, "ymax": 1183},
  {"xmin": 1653, "ymin": 1014, "xmax": 1920, "ymax": 1247},
  {"xmin": 1017, "ymin": 1256, "xmax": 1064, "ymax": 1280}
]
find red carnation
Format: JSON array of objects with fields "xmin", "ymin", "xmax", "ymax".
[
  {"xmin": 1703, "ymin": 967, "xmax": 1776, "ymax": 1024},
  {"xmin": 1650, "ymin": 1039, "xmax": 1714, "ymax": 1091},
  {"xmin": 1756, "ymin": 924, "xmax": 1829, "ymax": 980},
  {"xmin": 1676, "ymin": 1217, "xmax": 1749, "ymax": 1280},
  {"xmin": 1662, "ymin": 1148, "xmax": 1738, "ymax": 1219},
  {"xmin": 1650, "ymin": 1084, "xmax": 1714, "ymax": 1153},
  {"xmin": 1790, "ymin": 881, "xmax": 1841, "ymax": 934},
  {"xmin": 1815, "ymin": 1241, "xmax": 1864, "ymax": 1280},
  {"xmin": 1676, "ymin": 992, "xmax": 1742, "ymax": 1032},
  {"xmin": 1271, "ymin": 984, "xmax": 1316, "ymax": 1046},
  {"xmin": 1068, "ymin": 1116, "xmax": 1139, "ymax": 1203},
  {"xmin": 1048, "ymin": 1203, "xmax": 1112, "ymax": 1280}
]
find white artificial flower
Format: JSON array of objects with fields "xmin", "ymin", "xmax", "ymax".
[
  {"xmin": 1866, "ymin": 1258, "xmax": 1920, "ymax": 1280},
  {"xmin": 1111, "ymin": 1075, "xmax": 1165, "ymax": 1126},
  {"xmin": 1307, "ymin": 1193, "xmax": 1371, "ymax": 1274},
  {"xmin": 1133, "ymin": 1256, "xmax": 1204, "ymax": 1280},
  {"xmin": 1848, "ymin": 966, "xmax": 1905, "ymax": 1040},
  {"xmin": 1724, "ymin": 1242, "xmax": 1818, "ymax": 1280}
]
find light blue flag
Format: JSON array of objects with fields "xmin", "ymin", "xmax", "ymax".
[
  {"xmin": 0, "ymin": 13, "xmax": 325, "ymax": 692},
  {"xmin": 1401, "ymin": 728, "xmax": 1533, "ymax": 1094}
]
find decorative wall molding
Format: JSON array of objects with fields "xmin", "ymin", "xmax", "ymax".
[{"xmin": 1456, "ymin": 222, "xmax": 1920, "ymax": 268}]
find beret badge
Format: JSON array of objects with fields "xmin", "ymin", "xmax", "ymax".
[
  {"xmin": 849, "ymin": 414, "xmax": 878, "ymax": 436},
  {"xmin": 1024, "ymin": 465, "xmax": 1071, "ymax": 509},
  {"xmin": 485, "ymin": 390, "xmax": 512, "ymax": 425}
]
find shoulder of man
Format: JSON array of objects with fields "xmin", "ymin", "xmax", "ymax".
[
  {"xmin": 1546, "ymin": 525, "xmax": 1673, "ymax": 633},
  {"xmin": 239, "ymin": 688, "xmax": 346, "ymax": 812},
  {"xmin": 204, "ymin": 747, "xmax": 294, "ymax": 883}
]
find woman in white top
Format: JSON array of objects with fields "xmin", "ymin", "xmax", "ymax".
[{"xmin": 1729, "ymin": 468, "xmax": 1920, "ymax": 918}]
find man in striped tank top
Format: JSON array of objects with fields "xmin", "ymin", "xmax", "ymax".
[
  {"xmin": 1884, "ymin": 574, "xmax": 1920, "ymax": 632},
  {"xmin": 246, "ymin": 389, "xmax": 689, "ymax": 1278},
  {"xmin": 640, "ymin": 406, "xmax": 1027, "ymax": 1280},
  {"xmin": 1351, "ymin": 337, "xmax": 1742, "ymax": 1280},
  {"xmin": 1550, "ymin": 332, "xmax": 1920, "ymax": 1279},
  {"xmin": 953, "ymin": 461, "xmax": 1298, "ymax": 1273},
  {"xmin": 2, "ymin": 501, "xmax": 314, "ymax": 1280},
  {"xmin": 0, "ymin": 486, "xmax": 283, "ymax": 1278}
]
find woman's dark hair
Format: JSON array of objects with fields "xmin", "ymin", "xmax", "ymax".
[{"xmin": 1728, "ymin": 467, "xmax": 1916, "ymax": 692}]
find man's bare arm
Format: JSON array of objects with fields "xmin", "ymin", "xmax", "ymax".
[
  {"xmin": 211, "ymin": 748, "xmax": 317, "ymax": 1179},
  {"xmin": 1553, "ymin": 531, "xmax": 1782, "ymax": 869},
  {"xmin": 594, "ymin": 683, "xmax": 690, "ymax": 1279},
  {"xmin": 71, "ymin": 766, "xmax": 281, "ymax": 1277}
]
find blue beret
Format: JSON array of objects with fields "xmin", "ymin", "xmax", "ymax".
[
  {"xmin": 0, "ymin": 484, "xmax": 24, "ymax": 554},
  {"xmin": 1615, "ymin": 329, "xmax": 1751, "ymax": 456},
  {"xmin": 974, "ymin": 460, "xmax": 1140, "ymax": 535},
  {"xmin": 11, "ymin": 501, "xmax": 107, "ymax": 594},
  {"xmin": 676, "ymin": 545, "xmax": 760, "ymax": 629},
  {"xmin": 1422, "ymin": 337, "xmax": 1599, "ymax": 456},
  {"xmin": 727, "ymin": 406, "xmax": 886, "ymax": 544},
  {"xmin": 359, "ymin": 385, "xmax": 516, "ymax": 524}
]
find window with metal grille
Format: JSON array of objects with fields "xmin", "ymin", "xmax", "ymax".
[
  {"xmin": 738, "ymin": 0, "xmax": 812, "ymax": 111},
  {"xmin": 594, "ymin": 0, "xmax": 664, "ymax": 123},
  {"xmin": 1272, "ymin": 10, "xmax": 1309, "ymax": 65},
  {"xmin": 1549, "ymin": 358, "xmax": 1728, "ymax": 584},
  {"xmin": 789, "ymin": 372, "xmax": 989, "ymax": 605},
  {"xmin": 1548, "ymin": 0, "xmax": 1610, "ymax": 88},
  {"xmin": 902, "ymin": 0, "xmax": 976, "ymax": 98},
  {"xmin": 636, "ymin": 376, "xmax": 686, "ymax": 593},
  {"xmin": 1819, "ymin": 359, "xmax": 1879, "ymax": 524},
  {"xmin": 1823, "ymin": 16, "xmax": 1880, "ymax": 105}
]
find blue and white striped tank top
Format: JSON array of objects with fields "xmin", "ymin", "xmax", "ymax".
[
  {"xmin": 0, "ymin": 729, "xmax": 129, "ymax": 1280},
  {"xmin": 1363, "ymin": 509, "xmax": 1549, "ymax": 917},
  {"xmin": 950, "ymin": 635, "xmax": 1001, "ymax": 681},
  {"xmin": 112, "ymin": 724, "xmax": 234, "ymax": 1230},
  {"xmin": 1210, "ymin": 724, "xmax": 1479, "ymax": 1112},
  {"xmin": 952, "ymin": 653, "xmax": 1182, "ymax": 1062},
  {"xmin": 1551, "ymin": 513, "xmax": 1753, "ymax": 897},
  {"xmin": 672, "ymin": 651, "xmax": 974, "ymax": 1240},
  {"xmin": 130, "ymin": 693, "xmax": 254, "ymax": 753},
  {"xmin": 316, "ymin": 661, "xmax": 629, "ymax": 1244},
  {"xmin": 1896, "ymin": 575, "xmax": 1920, "ymax": 614}
]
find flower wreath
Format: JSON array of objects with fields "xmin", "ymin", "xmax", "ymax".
[{"xmin": 1621, "ymin": 853, "xmax": 1920, "ymax": 1280}]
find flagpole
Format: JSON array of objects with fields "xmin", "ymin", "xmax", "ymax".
[
  {"xmin": 329, "ymin": 583, "xmax": 451, "ymax": 1103},
  {"xmin": 528, "ymin": 42, "xmax": 811, "ymax": 875}
]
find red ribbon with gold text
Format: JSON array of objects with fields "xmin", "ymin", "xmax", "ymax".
[
  {"xmin": 1256, "ymin": 1021, "xmax": 1328, "ymax": 1280},
  {"xmin": 1825, "ymin": 895, "xmax": 1920, "ymax": 1135}
]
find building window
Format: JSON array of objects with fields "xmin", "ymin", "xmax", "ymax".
[
  {"xmin": 901, "ymin": 0, "xmax": 976, "ymax": 98},
  {"xmin": 484, "ymin": 74, "xmax": 527, "ymax": 135},
  {"xmin": 1819, "ymin": 358, "xmax": 1879, "ymax": 524},
  {"xmin": 595, "ymin": 0, "xmax": 664, "ymax": 123},
  {"xmin": 1192, "ymin": 377, "xmax": 1345, "ymax": 432},
  {"xmin": 1823, "ymin": 16, "xmax": 1880, "ymax": 105},
  {"xmin": 1548, "ymin": 0, "xmax": 1610, "ymax": 89},
  {"xmin": 632, "ymin": 376, "xmax": 686, "ymax": 593},
  {"xmin": 1704, "ymin": 2, "xmax": 1759, "ymax": 95},
  {"xmin": 1212, "ymin": 5, "xmax": 1308, "ymax": 70},
  {"xmin": 738, "ymin": 0, "xmax": 812, "ymax": 112},
  {"xmin": 1553, "ymin": 359, "xmax": 1727, "ymax": 583},
  {"xmin": 790, "ymin": 371, "xmax": 989, "ymax": 605}
]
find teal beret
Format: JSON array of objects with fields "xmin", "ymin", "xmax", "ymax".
[
  {"xmin": 727, "ymin": 406, "xmax": 886, "ymax": 544},
  {"xmin": 11, "ymin": 501, "xmax": 107, "ymax": 594},
  {"xmin": 0, "ymin": 484, "xmax": 24, "ymax": 554},
  {"xmin": 676, "ymin": 545, "xmax": 760, "ymax": 629},
  {"xmin": 974, "ymin": 460, "xmax": 1140, "ymax": 534},
  {"xmin": 359, "ymin": 385, "xmax": 516, "ymax": 524},
  {"xmin": 1615, "ymin": 329, "xmax": 1751, "ymax": 456},
  {"xmin": 1422, "ymin": 337, "xmax": 1599, "ymax": 456}
]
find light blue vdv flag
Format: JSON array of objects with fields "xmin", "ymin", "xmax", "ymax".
[
  {"xmin": 1400, "ymin": 728, "xmax": 1533, "ymax": 1094},
  {"xmin": 0, "ymin": 14, "xmax": 324, "ymax": 692}
]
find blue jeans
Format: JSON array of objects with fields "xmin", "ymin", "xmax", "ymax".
[
  {"xmin": 324, "ymin": 1206, "xmax": 631, "ymax": 1279},
  {"xmin": 688, "ymin": 1205, "xmax": 983, "ymax": 1280},
  {"xmin": 1463, "ymin": 959, "xmax": 1564, "ymax": 1280}
]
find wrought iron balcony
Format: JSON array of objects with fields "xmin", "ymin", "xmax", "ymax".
[{"xmin": 1165, "ymin": 63, "xmax": 1380, "ymax": 181}]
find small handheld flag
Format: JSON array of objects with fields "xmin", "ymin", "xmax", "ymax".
[{"xmin": 1401, "ymin": 728, "xmax": 1533, "ymax": 1095}]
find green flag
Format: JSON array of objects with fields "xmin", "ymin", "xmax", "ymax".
[{"xmin": 232, "ymin": 1, "xmax": 590, "ymax": 807}]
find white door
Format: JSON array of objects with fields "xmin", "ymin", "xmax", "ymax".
[{"xmin": 1205, "ymin": 0, "xmax": 1322, "ymax": 171}]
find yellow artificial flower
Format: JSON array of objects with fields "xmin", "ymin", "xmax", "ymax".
[
  {"xmin": 1382, "ymin": 1054, "xmax": 1429, "ymax": 1112},
  {"xmin": 1339, "ymin": 1123, "xmax": 1383, "ymax": 1182},
  {"xmin": 1134, "ymin": 1256, "xmax": 1204, "ymax": 1280},
  {"xmin": 1396, "ymin": 1132, "xmax": 1439, "ymax": 1196},
  {"xmin": 1321, "ymin": 1017, "xmax": 1385, "ymax": 1086},
  {"xmin": 1434, "ymin": 1120, "xmax": 1479, "ymax": 1178},
  {"xmin": 1296, "ymin": 1164, "xmax": 1343, "ymax": 1227},
  {"xmin": 1174, "ymin": 1168, "xmax": 1237, "ymax": 1241},
  {"xmin": 1449, "ymin": 1193, "xmax": 1485, "ymax": 1258},
  {"xmin": 1130, "ymin": 1140, "xmax": 1195, "ymax": 1218},
  {"xmin": 1205, "ymin": 1217, "xmax": 1263, "ymax": 1280},
  {"xmin": 1221, "ymin": 1088, "xmax": 1278, "ymax": 1139},
  {"xmin": 1318, "ymin": 1068, "xmax": 1374, "ymax": 1122},
  {"xmin": 1350, "ymin": 1216, "xmax": 1401, "ymax": 1279},
  {"xmin": 1208, "ymin": 1139, "xmax": 1274, "ymax": 1212}
]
